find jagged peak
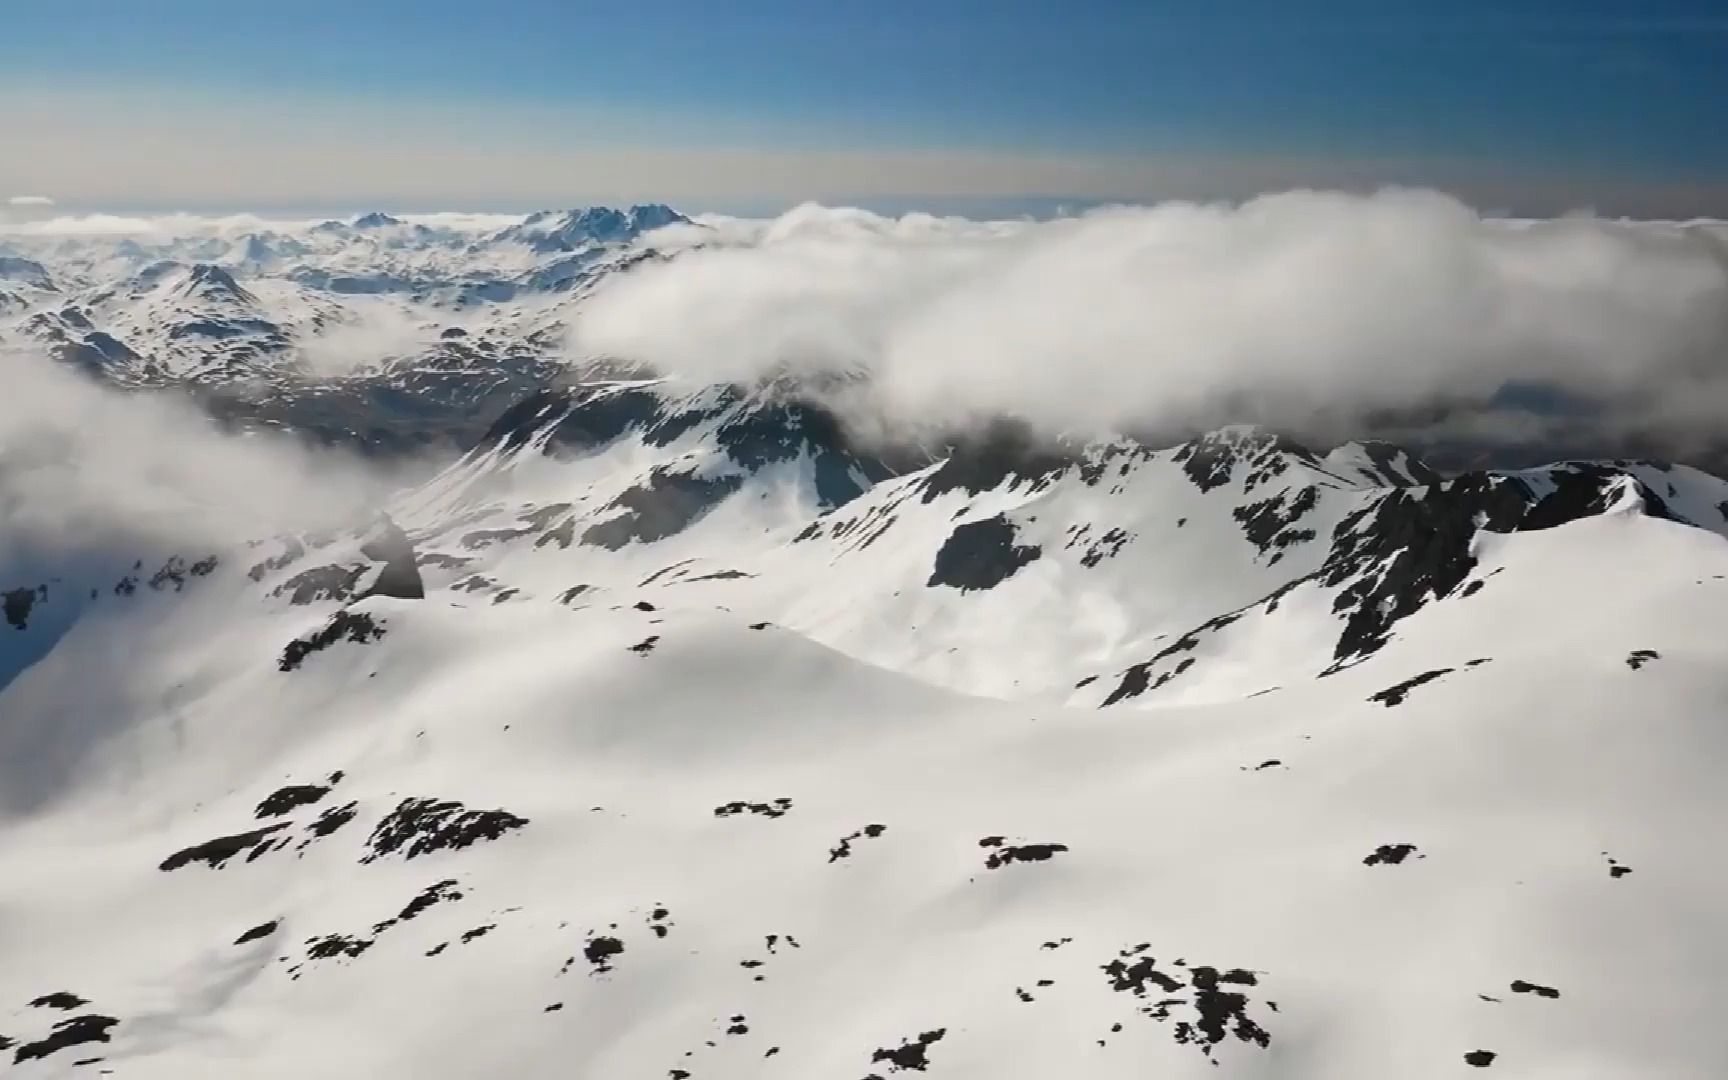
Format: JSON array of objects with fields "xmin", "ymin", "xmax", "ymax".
[
  {"xmin": 624, "ymin": 203, "xmax": 687, "ymax": 231},
  {"xmin": 918, "ymin": 418, "xmax": 1075, "ymax": 502},
  {"xmin": 502, "ymin": 204, "xmax": 690, "ymax": 251},
  {"xmin": 1171, "ymin": 426, "xmax": 1322, "ymax": 494},
  {"xmin": 178, "ymin": 262, "xmax": 257, "ymax": 305},
  {"xmin": 461, "ymin": 377, "xmax": 892, "ymax": 518},
  {"xmin": 1323, "ymin": 439, "xmax": 1441, "ymax": 487},
  {"xmin": 352, "ymin": 212, "xmax": 405, "ymax": 230}
]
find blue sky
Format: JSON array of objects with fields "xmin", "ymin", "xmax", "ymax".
[{"xmin": 2, "ymin": 1, "xmax": 1725, "ymax": 215}]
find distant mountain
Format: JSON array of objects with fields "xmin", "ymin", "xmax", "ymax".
[
  {"xmin": 0, "ymin": 256, "xmax": 56, "ymax": 291},
  {"xmin": 0, "ymin": 205, "xmax": 704, "ymax": 441},
  {"xmin": 353, "ymin": 211, "xmax": 405, "ymax": 230},
  {"xmin": 492, "ymin": 203, "xmax": 690, "ymax": 252}
]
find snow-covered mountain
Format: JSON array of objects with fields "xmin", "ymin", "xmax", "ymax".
[
  {"xmin": 0, "ymin": 206, "xmax": 690, "ymax": 445},
  {"xmin": 4, "ymin": 358, "xmax": 1728, "ymax": 1078}
]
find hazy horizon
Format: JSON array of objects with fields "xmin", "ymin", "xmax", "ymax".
[{"xmin": 5, "ymin": 2, "xmax": 1726, "ymax": 217}]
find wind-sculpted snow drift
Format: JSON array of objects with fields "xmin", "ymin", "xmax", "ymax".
[{"xmin": 3, "ymin": 201, "xmax": 1728, "ymax": 1078}]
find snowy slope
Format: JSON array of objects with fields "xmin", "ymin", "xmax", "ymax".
[
  {"xmin": 2, "ymin": 407, "xmax": 1727, "ymax": 1077},
  {"xmin": 4, "ymin": 214, "xmax": 1728, "ymax": 1077}
]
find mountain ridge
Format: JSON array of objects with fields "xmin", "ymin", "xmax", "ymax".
[{"xmin": 3, "ymin": 216, "xmax": 1728, "ymax": 1078}]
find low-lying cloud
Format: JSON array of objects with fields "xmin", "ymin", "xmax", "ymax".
[
  {"xmin": 0, "ymin": 349, "xmax": 408, "ymax": 569},
  {"xmin": 571, "ymin": 189, "xmax": 1728, "ymax": 453}
]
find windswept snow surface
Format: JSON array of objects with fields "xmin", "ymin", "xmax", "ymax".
[{"xmin": 4, "ymin": 364, "xmax": 1728, "ymax": 1079}]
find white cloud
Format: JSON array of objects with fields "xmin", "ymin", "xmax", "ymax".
[
  {"xmin": 0, "ymin": 211, "xmax": 326, "ymax": 238},
  {"xmin": 0, "ymin": 349, "xmax": 409, "ymax": 566},
  {"xmin": 6, "ymin": 195, "xmax": 54, "ymax": 207},
  {"xmin": 296, "ymin": 299, "xmax": 438, "ymax": 379},
  {"xmin": 570, "ymin": 189, "xmax": 1728, "ymax": 449}
]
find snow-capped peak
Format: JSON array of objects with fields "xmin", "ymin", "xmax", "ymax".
[
  {"xmin": 496, "ymin": 204, "xmax": 691, "ymax": 252},
  {"xmin": 177, "ymin": 262, "xmax": 257, "ymax": 305}
]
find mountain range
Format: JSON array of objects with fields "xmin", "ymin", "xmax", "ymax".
[
  {"xmin": 1, "ymin": 208, "xmax": 1726, "ymax": 1078},
  {"xmin": 0, "ymin": 205, "xmax": 686, "ymax": 452}
]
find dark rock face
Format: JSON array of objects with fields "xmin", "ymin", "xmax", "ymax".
[
  {"xmin": 869, "ymin": 1028, "xmax": 947, "ymax": 1072},
  {"xmin": 978, "ymin": 836, "xmax": 1070, "ymax": 869},
  {"xmin": 279, "ymin": 610, "xmax": 387, "ymax": 672},
  {"xmin": 928, "ymin": 514, "xmax": 1041, "ymax": 591},
  {"xmin": 1626, "ymin": 649, "xmax": 1660, "ymax": 670},
  {"xmin": 487, "ymin": 381, "xmax": 891, "ymax": 522},
  {"xmin": 160, "ymin": 823, "xmax": 291, "ymax": 871},
  {"xmin": 829, "ymin": 824, "xmax": 888, "ymax": 862},
  {"xmin": 493, "ymin": 384, "xmax": 659, "ymax": 456},
  {"xmin": 1173, "ymin": 428, "xmax": 1319, "ymax": 494},
  {"xmin": 714, "ymin": 798, "xmax": 793, "ymax": 820},
  {"xmin": 12, "ymin": 1015, "xmax": 118, "ymax": 1064},
  {"xmin": 1076, "ymin": 438, "xmax": 1156, "ymax": 488},
  {"xmin": 48, "ymin": 329, "xmax": 146, "ymax": 379},
  {"xmin": 306, "ymin": 802, "xmax": 358, "ymax": 838},
  {"xmin": 536, "ymin": 516, "xmax": 577, "ymax": 550},
  {"xmin": 1324, "ymin": 464, "xmax": 1684, "ymax": 665},
  {"xmin": 1519, "ymin": 465, "xmax": 1672, "ymax": 531},
  {"xmin": 461, "ymin": 527, "xmax": 532, "ymax": 550},
  {"xmin": 1362, "ymin": 844, "xmax": 1421, "ymax": 867},
  {"xmin": 234, "ymin": 920, "xmax": 279, "ymax": 945},
  {"xmin": 305, "ymin": 934, "xmax": 372, "ymax": 961},
  {"xmin": 1369, "ymin": 669, "xmax": 1453, "ymax": 707},
  {"xmin": 1101, "ymin": 945, "xmax": 1272, "ymax": 1059},
  {"xmin": 582, "ymin": 935, "xmax": 624, "ymax": 973},
  {"xmin": 582, "ymin": 467, "xmax": 744, "ymax": 550},
  {"xmin": 1099, "ymin": 459, "xmax": 1692, "ymax": 707},
  {"xmin": 1510, "ymin": 980, "xmax": 1560, "ymax": 999},
  {"xmin": 28, "ymin": 992, "xmax": 88, "ymax": 1010},
  {"xmin": 358, "ymin": 517, "xmax": 426, "ymax": 600},
  {"xmin": 255, "ymin": 782, "xmax": 333, "ymax": 819},
  {"xmin": 1068, "ymin": 524, "xmax": 1133, "ymax": 567},
  {"xmin": 919, "ymin": 419, "xmax": 1072, "ymax": 503},
  {"xmin": 146, "ymin": 555, "xmax": 219, "ymax": 592},
  {"xmin": 1100, "ymin": 603, "xmax": 1248, "ymax": 706},
  {"xmin": 391, "ymin": 880, "xmax": 464, "ymax": 925},
  {"xmin": 710, "ymin": 397, "xmax": 890, "ymax": 507},
  {"xmin": 268, "ymin": 519, "xmax": 422, "ymax": 603},
  {"xmin": 1233, "ymin": 485, "xmax": 1320, "ymax": 563},
  {"xmin": 1464, "ymin": 1049, "xmax": 1497, "ymax": 1067},
  {"xmin": 361, "ymin": 797, "xmax": 528, "ymax": 862},
  {"xmin": 3, "ymin": 585, "xmax": 41, "ymax": 630},
  {"xmin": 273, "ymin": 564, "xmax": 363, "ymax": 605},
  {"xmin": 1320, "ymin": 475, "xmax": 1530, "ymax": 666}
]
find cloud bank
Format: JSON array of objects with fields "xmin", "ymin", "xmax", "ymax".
[
  {"xmin": 0, "ymin": 350, "xmax": 407, "ymax": 570},
  {"xmin": 571, "ymin": 189, "xmax": 1728, "ymax": 452}
]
